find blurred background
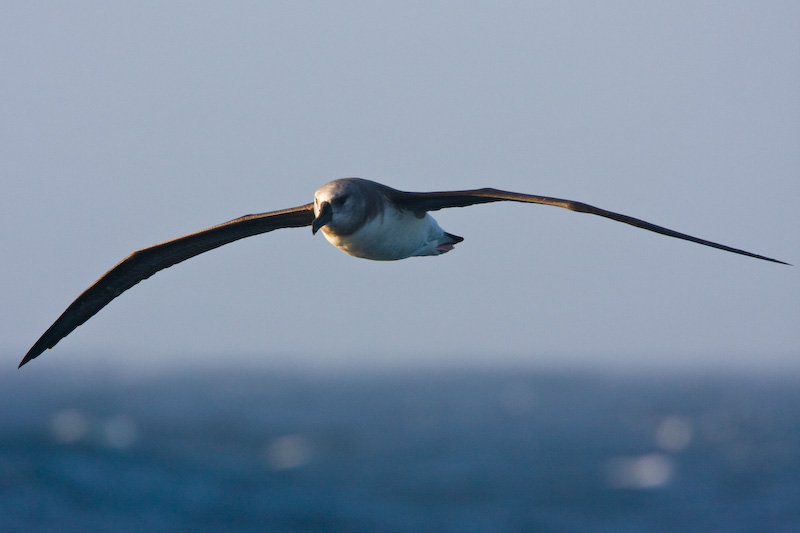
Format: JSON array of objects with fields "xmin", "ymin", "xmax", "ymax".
[{"xmin": 2, "ymin": 2, "xmax": 799, "ymax": 531}]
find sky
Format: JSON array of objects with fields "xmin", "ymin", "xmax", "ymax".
[{"xmin": 2, "ymin": 2, "xmax": 798, "ymax": 374}]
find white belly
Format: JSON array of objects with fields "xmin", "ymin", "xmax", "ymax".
[{"xmin": 321, "ymin": 208, "xmax": 449, "ymax": 261}]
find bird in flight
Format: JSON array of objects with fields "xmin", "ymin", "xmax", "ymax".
[{"xmin": 19, "ymin": 178, "xmax": 788, "ymax": 368}]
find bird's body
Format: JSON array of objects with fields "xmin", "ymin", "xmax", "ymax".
[
  {"xmin": 320, "ymin": 207, "xmax": 460, "ymax": 260},
  {"xmin": 314, "ymin": 179, "xmax": 462, "ymax": 260},
  {"xmin": 18, "ymin": 178, "xmax": 789, "ymax": 368}
]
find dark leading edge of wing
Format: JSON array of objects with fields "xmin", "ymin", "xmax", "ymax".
[
  {"xmin": 394, "ymin": 188, "xmax": 790, "ymax": 265},
  {"xmin": 19, "ymin": 204, "xmax": 315, "ymax": 368}
]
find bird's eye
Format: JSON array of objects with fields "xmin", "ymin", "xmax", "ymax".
[{"xmin": 332, "ymin": 195, "xmax": 348, "ymax": 207}]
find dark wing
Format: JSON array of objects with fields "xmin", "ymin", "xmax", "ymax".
[
  {"xmin": 392, "ymin": 188, "xmax": 789, "ymax": 265},
  {"xmin": 20, "ymin": 203, "xmax": 315, "ymax": 367}
]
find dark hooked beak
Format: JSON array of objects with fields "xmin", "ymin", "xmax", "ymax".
[{"xmin": 311, "ymin": 201, "xmax": 332, "ymax": 235}]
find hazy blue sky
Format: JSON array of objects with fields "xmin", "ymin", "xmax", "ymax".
[{"xmin": 2, "ymin": 2, "xmax": 798, "ymax": 373}]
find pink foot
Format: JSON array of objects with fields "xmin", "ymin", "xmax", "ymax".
[{"xmin": 435, "ymin": 243, "xmax": 455, "ymax": 254}]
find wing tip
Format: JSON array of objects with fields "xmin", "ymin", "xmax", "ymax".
[
  {"xmin": 18, "ymin": 346, "xmax": 44, "ymax": 369},
  {"xmin": 753, "ymin": 254, "xmax": 791, "ymax": 266}
]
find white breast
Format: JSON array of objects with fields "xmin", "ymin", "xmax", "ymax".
[{"xmin": 321, "ymin": 205, "xmax": 449, "ymax": 261}]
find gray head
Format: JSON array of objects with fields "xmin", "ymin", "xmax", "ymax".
[{"xmin": 312, "ymin": 178, "xmax": 389, "ymax": 236}]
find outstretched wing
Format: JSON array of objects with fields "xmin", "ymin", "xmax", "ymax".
[
  {"xmin": 20, "ymin": 203, "xmax": 315, "ymax": 367},
  {"xmin": 392, "ymin": 188, "xmax": 789, "ymax": 265}
]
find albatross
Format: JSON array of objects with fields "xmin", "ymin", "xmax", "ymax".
[{"xmin": 19, "ymin": 178, "xmax": 789, "ymax": 367}]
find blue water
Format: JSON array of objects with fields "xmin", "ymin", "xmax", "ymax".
[{"xmin": 2, "ymin": 364, "xmax": 799, "ymax": 532}]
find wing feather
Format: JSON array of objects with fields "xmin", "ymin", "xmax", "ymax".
[
  {"xmin": 393, "ymin": 188, "xmax": 789, "ymax": 265},
  {"xmin": 19, "ymin": 204, "xmax": 314, "ymax": 367}
]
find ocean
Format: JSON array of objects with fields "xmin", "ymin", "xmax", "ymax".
[{"xmin": 2, "ymin": 363, "xmax": 799, "ymax": 532}]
